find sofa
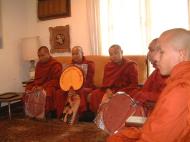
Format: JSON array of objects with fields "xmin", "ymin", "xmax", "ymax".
[{"xmin": 54, "ymin": 55, "xmax": 148, "ymax": 87}]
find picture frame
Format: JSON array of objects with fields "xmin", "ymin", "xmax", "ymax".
[
  {"xmin": 38, "ymin": 0, "xmax": 71, "ymax": 21},
  {"xmin": 49, "ymin": 25, "xmax": 70, "ymax": 53}
]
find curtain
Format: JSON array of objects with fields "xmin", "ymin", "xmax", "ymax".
[{"xmin": 86, "ymin": 0, "xmax": 102, "ymax": 55}]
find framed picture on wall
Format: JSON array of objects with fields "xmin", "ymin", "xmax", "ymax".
[
  {"xmin": 49, "ymin": 25, "xmax": 70, "ymax": 53},
  {"xmin": 38, "ymin": 0, "xmax": 71, "ymax": 20}
]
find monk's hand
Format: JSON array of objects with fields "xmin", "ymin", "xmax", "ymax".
[
  {"xmin": 30, "ymin": 86, "xmax": 38, "ymax": 92},
  {"xmin": 68, "ymin": 89, "xmax": 76, "ymax": 96},
  {"xmin": 106, "ymin": 89, "xmax": 113, "ymax": 98},
  {"xmin": 36, "ymin": 86, "xmax": 43, "ymax": 91},
  {"xmin": 101, "ymin": 89, "xmax": 113, "ymax": 105}
]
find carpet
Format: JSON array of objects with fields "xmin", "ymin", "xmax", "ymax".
[{"xmin": 0, "ymin": 118, "xmax": 108, "ymax": 142}]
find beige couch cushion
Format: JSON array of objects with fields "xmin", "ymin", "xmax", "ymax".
[{"xmin": 54, "ymin": 55, "xmax": 148, "ymax": 87}]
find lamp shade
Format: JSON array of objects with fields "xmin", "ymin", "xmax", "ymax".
[{"xmin": 21, "ymin": 36, "xmax": 40, "ymax": 61}]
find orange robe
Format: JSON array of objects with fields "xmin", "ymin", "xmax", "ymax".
[
  {"xmin": 55, "ymin": 56, "xmax": 95, "ymax": 118},
  {"xmin": 107, "ymin": 61, "xmax": 190, "ymax": 142},
  {"xmin": 25, "ymin": 57, "xmax": 62, "ymax": 113},
  {"xmin": 90, "ymin": 58, "xmax": 138, "ymax": 112}
]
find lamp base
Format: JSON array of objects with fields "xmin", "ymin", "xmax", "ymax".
[
  {"xmin": 29, "ymin": 60, "xmax": 35, "ymax": 80},
  {"xmin": 29, "ymin": 70, "xmax": 35, "ymax": 80}
]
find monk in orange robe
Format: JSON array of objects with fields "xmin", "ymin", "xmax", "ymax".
[
  {"xmin": 55, "ymin": 46, "xmax": 95, "ymax": 118},
  {"xmin": 89, "ymin": 44, "xmax": 138, "ymax": 113},
  {"xmin": 107, "ymin": 28, "xmax": 190, "ymax": 142},
  {"xmin": 24, "ymin": 46, "xmax": 62, "ymax": 118}
]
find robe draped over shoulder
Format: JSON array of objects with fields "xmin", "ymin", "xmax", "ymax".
[
  {"xmin": 90, "ymin": 58, "xmax": 138, "ymax": 112},
  {"xmin": 133, "ymin": 69, "xmax": 167, "ymax": 103},
  {"xmin": 107, "ymin": 61, "xmax": 190, "ymax": 142}
]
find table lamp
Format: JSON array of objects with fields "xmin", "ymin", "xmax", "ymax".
[{"xmin": 21, "ymin": 36, "xmax": 40, "ymax": 80}]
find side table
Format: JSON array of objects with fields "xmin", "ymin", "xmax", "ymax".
[{"xmin": 0, "ymin": 92, "xmax": 24, "ymax": 120}]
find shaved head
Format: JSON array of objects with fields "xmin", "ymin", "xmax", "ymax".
[
  {"xmin": 38, "ymin": 46, "xmax": 50, "ymax": 54},
  {"xmin": 38, "ymin": 46, "xmax": 50, "ymax": 63},
  {"xmin": 109, "ymin": 44, "xmax": 122, "ymax": 52},
  {"xmin": 72, "ymin": 46, "xmax": 83, "ymax": 63},
  {"xmin": 155, "ymin": 28, "xmax": 190, "ymax": 75},
  {"xmin": 109, "ymin": 44, "xmax": 123, "ymax": 64},
  {"xmin": 147, "ymin": 38, "xmax": 158, "ymax": 68},
  {"xmin": 72, "ymin": 46, "xmax": 83, "ymax": 54},
  {"xmin": 159, "ymin": 28, "xmax": 190, "ymax": 58}
]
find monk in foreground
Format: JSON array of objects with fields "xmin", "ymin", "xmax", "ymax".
[
  {"xmin": 107, "ymin": 28, "xmax": 190, "ymax": 142},
  {"xmin": 24, "ymin": 46, "xmax": 62, "ymax": 119}
]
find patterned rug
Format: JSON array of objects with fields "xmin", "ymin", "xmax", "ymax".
[{"xmin": 0, "ymin": 118, "xmax": 108, "ymax": 142}]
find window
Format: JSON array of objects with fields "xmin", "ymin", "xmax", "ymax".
[{"xmin": 99, "ymin": 0, "xmax": 189, "ymax": 55}]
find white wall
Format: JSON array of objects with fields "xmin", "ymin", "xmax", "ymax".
[
  {"xmin": 0, "ymin": 0, "xmax": 90, "ymax": 93},
  {"xmin": 26, "ymin": 0, "xmax": 91, "ymax": 56},
  {"xmin": 0, "ymin": 0, "xmax": 28, "ymax": 93}
]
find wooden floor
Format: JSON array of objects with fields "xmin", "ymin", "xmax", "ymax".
[{"xmin": 0, "ymin": 103, "xmax": 108, "ymax": 142}]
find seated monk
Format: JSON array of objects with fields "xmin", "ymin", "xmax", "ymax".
[
  {"xmin": 107, "ymin": 28, "xmax": 190, "ymax": 142},
  {"xmin": 55, "ymin": 46, "xmax": 95, "ymax": 119},
  {"xmin": 131, "ymin": 38, "xmax": 168, "ymax": 115},
  {"xmin": 89, "ymin": 44, "xmax": 138, "ymax": 113},
  {"xmin": 24, "ymin": 46, "xmax": 62, "ymax": 119}
]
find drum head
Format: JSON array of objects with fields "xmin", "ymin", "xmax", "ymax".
[
  {"xmin": 60, "ymin": 65, "xmax": 84, "ymax": 91},
  {"xmin": 103, "ymin": 94, "xmax": 135, "ymax": 134}
]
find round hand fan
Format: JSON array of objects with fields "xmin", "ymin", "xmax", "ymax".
[{"xmin": 60, "ymin": 65, "xmax": 84, "ymax": 91}]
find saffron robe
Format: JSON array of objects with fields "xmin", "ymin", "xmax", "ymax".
[
  {"xmin": 90, "ymin": 58, "xmax": 138, "ymax": 112},
  {"xmin": 25, "ymin": 57, "xmax": 62, "ymax": 113},
  {"xmin": 55, "ymin": 56, "xmax": 95, "ymax": 118},
  {"xmin": 107, "ymin": 61, "xmax": 190, "ymax": 142}
]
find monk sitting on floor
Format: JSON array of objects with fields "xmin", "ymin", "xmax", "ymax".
[
  {"xmin": 89, "ymin": 44, "xmax": 138, "ymax": 113},
  {"xmin": 55, "ymin": 46, "xmax": 95, "ymax": 120},
  {"xmin": 24, "ymin": 46, "xmax": 62, "ymax": 119},
  {"xmin": 107, "ymin": 28, "xmax": 190, "ymax": 142}
]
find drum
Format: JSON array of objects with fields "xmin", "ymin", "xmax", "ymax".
[
  {"xmin": 95, "ymin": 92, "xmax": 146, "ymax": 135},
  {"xmin": 25, "ymin": 89, "xmax": 46, "ymax": 119}
]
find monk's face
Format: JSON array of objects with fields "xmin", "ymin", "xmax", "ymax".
[
  {"xmin": 109, "ymin": 47, "xmax": 123, "ymax": 63},
  {"xmin": 38, "ymin": 49, "xmax": 50, "ymax": 63},
  {"xmin": 72, "ymin": 47, "xmax": 83, "ymax": 63},
  {"xmin": 147, "ymin": 39, "xmax": 158, "ymax": 68},
  {"xmin": 155, "ymin": 37, "xmax": 181, "ymax": 76}
]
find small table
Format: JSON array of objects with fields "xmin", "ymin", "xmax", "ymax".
[{"xmin": 0, "ymin": 92, "xmax": 23, "ymax": 120}]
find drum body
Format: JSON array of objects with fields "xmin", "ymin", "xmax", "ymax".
[
  {"xmin": 95, "ymin": 92, "xmax": 145, "ymax": 135},
  {"xmin": 25, "ymin": 89, "xmax": 46, "ymax": 119}
]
